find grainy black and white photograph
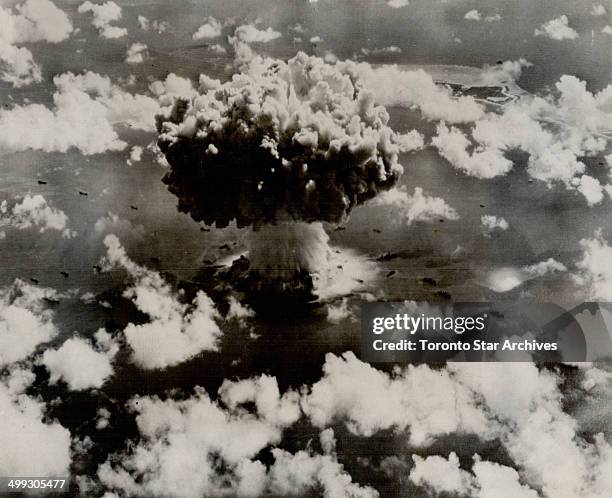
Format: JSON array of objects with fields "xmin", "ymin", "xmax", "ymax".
[{"xmin": 0, "ymin": 0, "xmax": 611, "ymax": 496}]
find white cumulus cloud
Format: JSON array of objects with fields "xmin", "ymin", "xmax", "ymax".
[
  {"xmin": 372, "ymin": 186, "xmax": 459, "ymax": 225},
  {"xmin": 102, "ymin": 234, "xmax": 223, "ymax": 369},
  {"xmin": 0, "ymin": 374, "xmax": 71, "ymax": 477},
  {"xmin": 125, "ymin": 42, "xmax": 147, "ymax": 64},
  {"xmin": 0, "ymin": 279, "xmax": 59, "ymax": 366},
  {"xmin": 387, "ymin": 0, "xmax": 409, "ymax": 8},
  {"xmin": 0, "ymin": 194, "xmax": 73, "ymax": 237},
  {"xmin": 41, "ymin": 334, "xmax": 117, "ymax": 390},
  {"xmin": 0, "ymin": 71, "xmax": 160, "ymax": 155},
  {"xmin": 137, "ymin": 15, "xmax": 167, "ymax": 34},
  {"xmin": 465, "ymin": 10, "xmax": 501, "ymax": 22},
  {"xmin": 574, "ymin": 229, "xmax": 612, "ymax": 300},
  {"xmin": 301, "ymin": 352, "xmax": 490, "ymax": 445},
  {"xmin": 231, "ymin": 24, "xmax": 282, "ymax": 44},
  {"xmin": 192, "ymin": 16, "xmax": 222, "ymax": 40},
  {"xmin": 522, "ymin": 257, "xmax": 567, "ymax": 277},
  {"xmin": 356, "ymin": 64, "xmax": 485, "ymax": 123},
  {"xmin": 481, "ymin": 214, "xmax": 509, "ymax": 237},
  {"xmin": 431, "ymin": 75, "xmax": 612, "ymax": 205},
  {"xmin": 0, "ymin": 0, "xmax": 73, "ymax": 87},
  {"xmin": 98, "ymin": 377, "xmax": 302, "ymax": 497},
  {"xmin": 535, "ymin": 15, "xmax": 579, "ymax": 40},
  {"xmin": 78, "ymin": 1, "xmax": 127, "ymax": 39}
]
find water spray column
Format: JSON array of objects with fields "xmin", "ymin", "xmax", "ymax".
[{"xmin": 246, "ymin": 220, "xmax": 331, "ymax": 280}]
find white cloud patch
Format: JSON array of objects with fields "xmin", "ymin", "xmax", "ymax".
[
  {"xmin": 433, "ymin": 123, "xmax": 513, "ymax": 178},
  {"xmin": 78, "ymin": 1, "xmax": 127, "ymax": 39},
  {"xmin": 208, "ymin": 43, "xmax": 226, "ymax": 54},
  {"xmin": 574, "ymin": 229, "xmax": 612, "ymax": 300},
  {"xmin": 298, "ymin": 354, "xmax": 612, "ymax": 498},
  {"xmin": 96, "ymin": 407, "xmax": 111, "ymax": 430},
  {"xmin": 126, "ymin": 145, "xmax": 143, "ymax": 165},
  {"xmin": 93, "ymin": 212, "xmax": 145, "ymax": 241},
  {"xmin": 522, "ymin": 257, "xmax": 567, "ymax": 277},
  {"xmin": 193, "ymin": 16, "xmax": 222, "ymax": 40},
  {"xmin": 535, "ymin": 15, "xmax": 579, "ymax": 40},
  {"xmin": 431, "ymin": 75, "xmax": 612, "ymax": 204},
  {"xmin": 1, "ymin": 0, "xmax": 72, "ymax": 45},
  {"xmin": 396, "ymin": 130, "xmax": 425, "ymax": 151},
  {"xmin": 301, "ymin": 352, "xmax": 490, "ymax": 445},
  {"xmin": 225, "ymin": 296, "xmax": 255, "ymax": 328},
  {"xmin": 471, "ymin": 458, "xmax": 541, "ymax": 498},
  {"xmin": 92, "ymin": 350, "xmax": 612, "ymax": 497},
  {"xmin": 98, "ymin": 377, "xmax": 298, "ymax": 496},
  {"xmin": 102, "ymin": 234, "xmax": 223, "ymax": 369},
  {"xmin": 481, "ymin": 214, "xmax": 509, "ymax": 237},
  {"xmin": 591, "ymin": 4, "xmax": 607, "ymax": 16},
  {"xmin": 479, "ymin": 58, "xmax": 532, "ymax": 86},
  {"xmin": 372, "ymin": 186, "xmax": 459, "ymax": 225},
  {"xmin": 449, "ymin": 362, "xmax": 612, "ymax": 498},
  {"xmin": 0, "ymin": 71, "xmax": 160, "ymax": 155},
  {"xmin": 356, "ymin": 64, "xmax": 485, "ymax": 123},
  {"xmin": 410, "ymin": 452, "xmax": 473, "ymax": 495},
  {"xmin": 41, "ymin": 333, "xmax": 117, "ymax": 390},
  {"xmin": 410, "ymin": 453, "xmax": 539, "ymax": 497},
  {"xmin": 125, "ymin": 42, "xmax": 147, "ymax": 64},
  {"xmin": 137, "ymin": 15, "xmax": 167, "ymax": 34},
  {"xmin": 464, "ymin": 9, "xmax": 482, "ymax": 21},
  {"xmin": 218, "ymin": 374, "xmax": 301, "ymax": 428},
  {"xmin": 326, "ymin": 298, "xmax": 356, "ymax": 324},
  {"xmin": 231, "ymin": 24, "xmax": 282, "ymax": 44},
  {"xmin": 98, "ymin": 375, "xmax": 376, "ymax": 497},
  {"xmin": 464, "ymin": 10, "xmax": 500, "ymax": 22},
  {"xmin": 0, "ymin": 279, "xmax": 72, "ymax": 481},
  {"xmin": 0, "ymin": 279, "xmax": 59, "ymax": 366},
  {"xmin": 0, "ymin": 0, "xmax": 73, "ymax": 87},
  {"xmin": 0, "ymin": 194, "xmax": 74, "ymax": 238},
  {"xmin": 149, "ymin": 73, "xmax": 197, "ymax": 107},
  {"xmin": 387, "ymin": 0, "xmax": 409, "ymax": 8},
  {"xmin": 361, "ymin": 46, "xmax": 402, "ymax": 56},
  {"xmin": 289, "ymin": 23, "xmax": 304, "ymax": 34},
  {"xmin": 0, "ymin": 371, "xmax": 71, "ymax": 477},
  {"xmin": 485, "ymin": 267, "xmax": 525, "ymax": 292},
  {"xmin": 577, "ymin": 174, "xmax": 604, "ymax": 206},
  {"xmin": 267, "ymin": 449, "xmax": 378, "ymax": 498}
]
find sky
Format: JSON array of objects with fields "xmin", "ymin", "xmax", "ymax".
[{"xmin": 0, "ymin": 0, "xmax": 612, "ymax": 497}]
